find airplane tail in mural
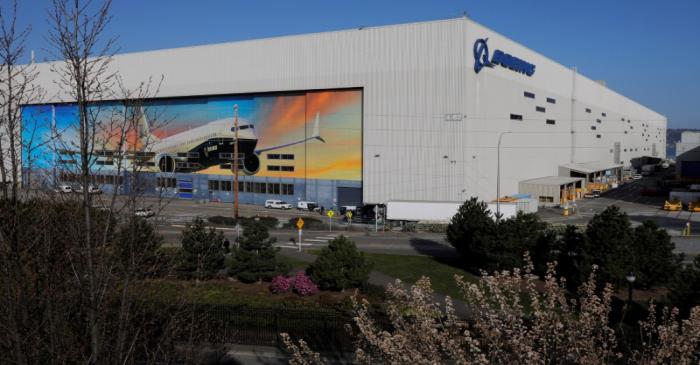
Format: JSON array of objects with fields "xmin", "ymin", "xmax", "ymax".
[{"xmin": 255, "ymin": 112, "xmax": 325, "ymax": 154}]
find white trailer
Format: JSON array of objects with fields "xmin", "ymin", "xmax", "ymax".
[{"xmin": 386, "ymin": 200, "xmax": 462, "ymax": 223}]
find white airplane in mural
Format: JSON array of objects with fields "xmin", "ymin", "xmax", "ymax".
[{"xmin": 136, "ymin": 109, "xmax": 325, "ymax": 175}]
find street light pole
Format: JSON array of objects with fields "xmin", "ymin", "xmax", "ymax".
[
  {"xmin": 626, "ymin": 272, "xmax": 636, "ymax": 305},
  {"xmin": 232, "ymin": 104, "xmax": 239, "ymax": 219},
  {"xmin": 496, "ymin": 131, "xmax": 512, "ymax": 219}
]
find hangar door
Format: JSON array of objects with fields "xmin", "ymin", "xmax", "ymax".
[{"xmin": 337, "ymin": 187, "xmax": 362, "ymax": 207}]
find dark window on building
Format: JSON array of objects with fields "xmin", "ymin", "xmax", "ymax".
[
  {"xmin": 281, "ymin": 154, "xmax": 294, "ymax": 160},
  {"xmin": 536, "ymin": 106, "xmax": 545, "ymax": 113},
  {"xmin": 624, "ymin": 131, "xmax": 628, "ymax": 134},
  {"xmin": 510, "ymin": 114, "xmax": 523, "ymax": 121},
  {"xmin": 585, "ymin": 108, "xmax": 591, "ymax": 113},
  {"xmin": 157, "ymin": 177, "xmax": 176, "ymax": 188},
  {"xmin": 268, "ymin": 183, "xmax": 280, "ymax": 195},
  {"xmin": 280, "ymin": 166, "xmax": 294, "ymax": 172},
  {"xmin": 267, "ymin": 165, "xmax": 281, "ymax": 171},
  {"xmin": 267, "ymin": 154, "xmax": 280, "ymax": 160},
  {"xmin": 546, "ymin": 119, "xmax": 556, "ymax": 125},
  {"xmin": 602, "ymin": 112, "xmax": 607, "ymax": 117},
  {"xmin": 596, "ymin": 134, "xmax": 601, "ymax": 139},
  {"xmin": 524, "ymin": 91, "xmax": 535, "ymax": 99},
  {"xmin": 546, "ymin": 97, "xmax": 556, "ymax": 104},
  {"xmin": 209, "ymin": 180, "xmax": 220, "ymax": 191},
  {"xmin": 591, "ymin": 126, "xmax": 597, "ymax": 130}
]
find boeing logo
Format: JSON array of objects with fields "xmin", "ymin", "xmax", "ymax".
[{"xmin": 473, "ymin": 38, "xmax": 535, "ymax": 77}]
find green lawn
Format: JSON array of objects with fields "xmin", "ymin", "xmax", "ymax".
[
  {"xmin": 277, "ymin": 254, "xmax": 310, "ymax": 271},
  {"xmin": 305, "ymin": 248, "xmax": 477, "ymax": 298},
  {"xmin": 362, "ymin": 253, "xmax": 478, "ymax": 299}
]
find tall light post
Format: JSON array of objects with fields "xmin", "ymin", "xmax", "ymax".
[
  {"xmin": 626, "ymin": 271, "xmax": 636, "ymax": 305},
  {"xmin": 232, "ymin": 104, "xmax": 239, "ymax": 219},
  {"xmin": 496, "ymin": 131, "xmax": 512, "ymax": 218}
]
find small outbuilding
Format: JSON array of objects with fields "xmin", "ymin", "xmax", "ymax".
[{"xmin": 519, "ymin": 176, "xmax": 585, "ymax": 207}]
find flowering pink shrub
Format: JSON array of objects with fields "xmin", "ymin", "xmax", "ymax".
[
  {"xmin": 292, "ymin": 272, "xmax": 318, "ymax": 296},
  {"xmin": 270, "ymin": 275, "xmax": 292, "ymax": 294}
]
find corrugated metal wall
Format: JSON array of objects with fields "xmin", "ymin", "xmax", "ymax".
[{"xmin": 29, "ymin": 17, "xmax": 666, "ymax": 204}]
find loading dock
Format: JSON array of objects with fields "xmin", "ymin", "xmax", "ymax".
[{"xmin": 519, "ymin": 176, "xmax": 585, "ymax": 207}]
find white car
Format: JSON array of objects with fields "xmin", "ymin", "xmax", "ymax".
[
  {"xmin": 297, "ymin": 201, "xmax": 318, "ymax": 211},
  {"xmin": 54, "ymin": 184, "xmax": 73, "ymax": 193},
  {"xmin": 632, "ymin": 174, "xmax": 643, "ymax": 180},
  {"xmin": 265, "ymin": 199, "xmax": 292, "ymax": 209},
  {"xmin": 135, "ymin": 208, "xmax": 155, "ymax": 217},
  {"xmin": 88, "ymin": 185, "xmax": 102, "ymax": 194}
]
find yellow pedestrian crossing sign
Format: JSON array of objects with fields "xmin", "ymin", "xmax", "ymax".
[
  {"xmin": 296, "ymin": 218, "xmax": 304, "ymax": 230},
  {"xmin": 327, "ymin": 210, "xmax": 334, "ymax": 218}
]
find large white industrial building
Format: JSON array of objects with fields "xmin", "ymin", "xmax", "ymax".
[{"xmin": 25, "ymin": 17, "xmax": 666, "ymax": 209}]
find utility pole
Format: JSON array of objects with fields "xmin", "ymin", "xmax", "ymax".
[{"xmin": 233, "ymin": 104, "xmax": 239, "ymax": 219}]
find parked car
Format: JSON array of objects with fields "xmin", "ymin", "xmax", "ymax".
[
  {"xmin": 88, "ymin": 185, "xmax": 102, "ymax": 194},
  {"xmin": 584, "ymin": 189, "xmax": 602, "ymax": 198},
  {"xmin": 297, "ymin": 201, "xmax": 318, "ymax": 211},
  {"xmin": 135, "ymin": 208, "xmax": 155, "ymax": 218},
  {"xmin": 632, "ymin": 174, "xmax": 643, "ymax": 180},
  {"xmin": 54, "ymin": 184, "xmax": 73, "ymax": 193},
  {"xmin": 265, "ymin": 199, "xmax": 292, "ymax": 209}
]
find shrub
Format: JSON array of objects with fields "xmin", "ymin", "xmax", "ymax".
[
  {"xmin": 207, "ymin": 215, "xmax": 237, "ymax": 226},
  {"xmin": 416, "ymin": 222, "xmax": 448, "ymax": 233},
  {"xmin": 292, "ymin": 271, "xmax": 318, "ymax": 296},
  {"xmin": 228, "ymin": 221, "xmax": 289, "ymax": 283},
  {"xmin": 176, "ymin": 217, "xmax": 226, "ymax": 280},
  {"xmin": 307, "ymin": 236, "xmax": 371, "ymax": 291},
  {"xmin": 270, "ymin": 275, "xmax": 292, "ymax": 294},
  {"xmin": 286, "ymin": 217, "xmax": 325, "ymax": 230}
]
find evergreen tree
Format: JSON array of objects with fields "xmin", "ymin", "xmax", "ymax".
[
  {"xmin": 229, "ymin": 221, "xmax": 288, "ymax": 283},
  {"xmin": 176, "ymin": 217, "xmax": 225, "ymax": 280},
  {"xmin": 496, "ymin": 212, "xmax": 557, "ymax": 273},
  {"xmin": 584, "ymin": 205, "xmax": 634, "ymax": 287},
  {"xmin": 115, "ymin": 217, "xmax": 165, "ymax": 278},
  {"xmin": 632, "ymin": 220, "xmax": 680, "ymax": 288},
  {"xmin": 446, "ymin": 197, "xmax": 497, "ymax": 270},
  {"xmin": 556, "ymin": 225, "xmax": 591, "ymax": 292},
  {"xmin": 307, "ymin": 235, "xmax": 372, "ymax": 290},
  {"xmin": 668, "ymin": 256, "xmax": 700, "ymax": 318}
]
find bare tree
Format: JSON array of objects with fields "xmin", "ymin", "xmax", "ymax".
[{"xmin": 0, "ymin": 0, "xmax": 42, "ymax": 200}]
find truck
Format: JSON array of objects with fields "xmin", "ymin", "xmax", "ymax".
[{"xmin": 386, "ymin": 201, "xmax": 462, "ymax": 223}]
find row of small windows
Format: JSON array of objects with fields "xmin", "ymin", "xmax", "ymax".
[
  {"xmin": 267, "ymin": 154, "xmax": 294, "ymax": 160},
  {"xmin": 523, "ymin": 91, "xmax": 557, "ymax": 104},
  {"xmin": 585, "ymin": 108, "xmax": 608, "ymax": 118},
  {"xmin": 510, "ymin": 113, "xmax": 556, "ymax": 125},
  {"xmin": 60, "ymin": 172, "xmax": 124, "ymax": 185},
  {"xmin": 267, "ymin": 165, "xmax": 294, "ymax": 172},
  {"xmin": 208, "ymin": 180, "xmax": 294, "ymax": 195}
]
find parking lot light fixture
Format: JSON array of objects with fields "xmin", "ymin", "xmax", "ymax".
[{"xmin": 626, "ymin": 272, "xmax": 636, "ymax": 304}]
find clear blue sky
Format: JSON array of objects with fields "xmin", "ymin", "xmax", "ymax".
[{"xmin": 12, "ymin": 0, "xmax": 700, "ymax": 128}]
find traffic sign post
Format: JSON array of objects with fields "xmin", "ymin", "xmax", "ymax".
[
  {"xmin": 296, "ymin": 218, "xmax": 304, "ymax": 252},
  {"xmin": 346, "ymin": 211, "xmax": 353, "ymax": 229},
  {"xmin": 326, "ymin": 210, "xmax": 334, "ymax": 232}
]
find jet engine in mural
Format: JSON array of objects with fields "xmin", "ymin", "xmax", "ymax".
[{"xmin": 140, "ymin": 110, "xmax": 325, "ymax": 175}]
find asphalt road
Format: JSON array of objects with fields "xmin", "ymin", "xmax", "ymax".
[{"xmin": 158, "ymin": 223, "xmax": 458, "ymax": 257}]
